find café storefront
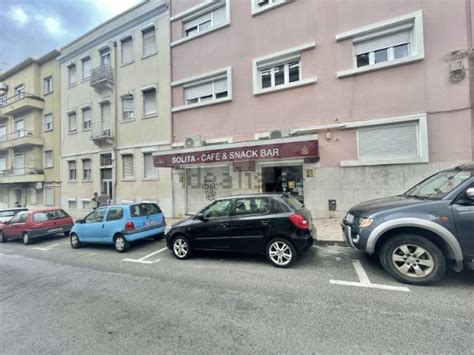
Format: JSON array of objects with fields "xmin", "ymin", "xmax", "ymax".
[{"xmin": 153, "ymin": 135, "xmax": 319, "ymax": 217}]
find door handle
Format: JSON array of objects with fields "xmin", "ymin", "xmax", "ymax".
[
  {"xmin": 220, "ymin": 223, "xmax": 229, "ymax": 228},
  {"xmin": 101, "ymin": 224, "xmax": 105, "ymax": 229},
  {"xmin": 261, "ymin": 220, "xmax": 270, "ymax": 225}
]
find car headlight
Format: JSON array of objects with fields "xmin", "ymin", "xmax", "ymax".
[{"xmin": 357, "ymin": 217, "xmax": 374, "ymax": 228}]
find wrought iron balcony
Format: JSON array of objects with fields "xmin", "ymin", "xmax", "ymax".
[
  {"xmin": 90, "ymin": 121, "xmax": 114, "ymax": 146},
  {"xmin": 0, "ymin": 130, "xmax": 44, "ymax": 149},
  {"xmin": 90, "ymin": 64, "xmax": 114, "ymax": 92},
  {"xmin": 0, "ymin": 92, "xmax": 44, "ymax": 116}
]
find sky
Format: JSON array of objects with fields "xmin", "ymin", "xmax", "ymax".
[{"xmin": 0, "ymin": 0, "xmax": 142, "ymax": 72}]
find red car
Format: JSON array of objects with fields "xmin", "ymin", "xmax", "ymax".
[{"xmin": 0, "ymin": 208, "xmax": 74, "ymax": 245}]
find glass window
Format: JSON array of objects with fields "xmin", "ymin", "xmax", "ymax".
[
  {"xmin": 121, "ymin": 37, "xmax": 134, "ymax": 65},
  {"xmin": 261, "ymin": 70, "xmax": 271, "ymax": 88},
  {"xmin": 356, "ymin": 53, "xmax": 370, "ymax": 67},
  {"xmin": 374, "ymin": 48, "xmax": 388, "ymax": 63},
  {"xmin": 68, "ymin": 161, "xmax": 77, "ymax": 181},
  {"xmin": 106, "ymin": 207, "xmax": 124, "ymax": 221},
  {"xmin": 129, "ymin": 203, "xmax": 162, "ymax": 217},
  {"xmin": 274, "ymin": 65, "xmax": 284, "ymax": 86},
  {"xmin": 144, "ymin": 153, "xmax": 158, "ymax": 178},
  {"xmin": 33, "ymin": 212, "xmax": 48, "ymax": 222},
  {"xmin": 68, "ymin": 112, "xmax": 77, "ymax": 132},
  {"xmin": 82, "ymin": 107, "xmax": 92, "ymax": 130},
  {"xmin": 10, "ymin": 212, "xmax": 28, "ymax": 223},
  {"xmin": 282, "ymin": 194, "xmax": 303, "ymax": 210},
  {"xmin": 142, "ymin": 27, "xmax": 157, "ymax": 57},
  {"xmin": 143, "ymin": 89, "xmax": 157, "ymax": 116},
  {"xmin": 394, "ymin": 43, "xmax": 409, "ymax": 59},
  {"xmin": 44, "ymin": 150, "xmax": 53, "ymax": 168},
  {"xmin": 85, "ymin": 208, "xmax": 107, "ymax": 223},
  {"xmin": 122, "ymin": 155, "xmax": 134, "ymax": 179},
  {"xmin": 68, "ymin": 64, "xmax": 76, "ymax": 86},
  {"xmin": 83, "ymin": 159, "xmax": 91, "ymax": 180},
  {"xmin": 289, "ymin": 61, "xmax": 300, "ymax": 82},
  {"xmin": 44, "ymin": 113, "xmax": 53, "ymax": 131},
  {"xmin": 82, "ymin": 57, "xmax": 91, "ymax": 80},
  {"xmin": 201, "ymin": 199, "xmax": 233, "ymax": 218},
  {"xmin": 233, "ymin": 197, "xmax": 271, "ymax": 216},
  {"xmin": 43, "ymin": 76, "xmax": 53, "ymax": 94},
  {"xmin": 122, "ymin": 95, "xmax": 134, "ymax": 120}
]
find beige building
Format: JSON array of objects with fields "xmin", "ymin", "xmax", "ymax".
[
  {"xmin": 0, "ymin": 50, "xmax": 61, "ymax": 208},
  {"xmin": 58, "ymin": 0, "xmax": 172, "ymax": 217}
]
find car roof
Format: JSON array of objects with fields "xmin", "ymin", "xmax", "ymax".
[
  {"xmin": 0, "ymin": 207, "xmax": 28, "ymax": 212},
  {"xmin": 456, "ymin": 162, "xmax": 474, "ymax": 171},
  {"xmin": 99, "ymin": 203, "xmax": 158, "ymax": 208},
  {"xmin": 29, "ymin": 207, "xmax": 63, "ymax": 213},
  {"xmin": 215, "ymin": 193, "xmax": 284, "ymax": 200}
]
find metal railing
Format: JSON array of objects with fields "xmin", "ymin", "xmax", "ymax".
[
  {"xmin": 90, "ymin": 120, "xmax": 114, "ymax": 139},
  {"xmin": 90, "ymin": 64, "xmax": 114, "ymax": 86},
  {"xmin": 0, "ymin": 130, "xmax": 39, "ymax": 142},
  {"xmin": 0, "ymin": 92, "xmax": 44, "ymax": 107},
  {"xmin": 0, "ymin": 160, "xmax": 44, "ymax": 176}
]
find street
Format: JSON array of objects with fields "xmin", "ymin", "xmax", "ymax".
[{"xmin": 1, "ymin": 235, "xmax": 473, "ymax": 354}]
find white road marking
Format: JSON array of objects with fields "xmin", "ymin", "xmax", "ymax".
[
  {"xmin": 33, "ymin": 243, "xmax": 60, "ymax": 251},
  {"xmin": 330, "ymin": 259, "xmax": 410, "ymax": 292},
  {"xmin": 122, "ymin": 247, "xmax": 167, "ymax": 264}
]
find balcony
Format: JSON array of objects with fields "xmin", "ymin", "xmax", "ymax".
[
  {"xmin": 90, "ymin": 65, "xmax": 114, "ymax": 93},
  {"xmin": 0, "ymin": 93, "xmax": 44, "ymax": 116},
  {"xmin": 0, "ymin": 130, "xmax": 44, "ymax": 150},
  {"xmin": 90, "ymin": 121, "xmax": 114, "ymax": 146},
  {"xmin": 0, "ymin": 160, "xmax": 44, "ymax": 184}
]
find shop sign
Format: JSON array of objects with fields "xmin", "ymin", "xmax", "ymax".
[{"xmin": 154, "ymin": 140, "xmax": 319, "ymax": 167}]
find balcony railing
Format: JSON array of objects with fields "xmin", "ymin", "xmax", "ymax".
[
  {"xmin": 90, "ymin": 64, "xmax": 114, "ymax": 92},
  {"xmin": 0, "ymin": 92, "xmax": 44, "ymax": 115},
  {"xmin": 0, "ymin": 159, "xmax": 44, "ymax": 177},
  {"xmin": 0, "ymin": 130, "xmax": 44, "ymax": 149},
  {"xmin": 90, "ymin": 120, "xmax": 114, "ymax": 146}
]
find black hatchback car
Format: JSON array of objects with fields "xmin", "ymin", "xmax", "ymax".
[{"xmin": 166, "ymin": 194, "xmax": 315, "ymax": 267}]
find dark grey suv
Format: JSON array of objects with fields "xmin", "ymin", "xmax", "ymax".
[{"xmin": 342, "ymin": 163, "xmax": 474, "ymax": 285}]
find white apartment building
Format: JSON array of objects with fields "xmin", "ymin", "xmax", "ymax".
[{"xmin": 58, "ymin": 0, "xmax": 172, "ymax": 217}]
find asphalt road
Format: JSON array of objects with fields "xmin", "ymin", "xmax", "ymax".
[{"xmin": 0, "ymin": 235, "xmax": 473, "ymax": 354}]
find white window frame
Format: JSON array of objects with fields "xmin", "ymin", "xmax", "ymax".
[
  {"xmin": 43, "ymin": 113, "xmax": 53, "ymax": 132},
  {"xmin": 68, "ymin": 111, "xmax": 77, "ymax": 133},
  {"xmin": 172, "ymin": 67, "xmax": 232, "ymax": 112},
  {"xmin": 143, "ymin": 152, "xmax": 159, "ymax": 179},
  {"xmin": 121, "ymin": 95, "xmax": 134, "ymax": 121},
  {"xmin": 336, "ymin": 10, "xmax": 424, "ymax": 78},
  {"xmin": 142, "ymin": 86, "xmax": 157, "ymax": 117},
  {"xmin": 251, "ymin": 0, "xmax": 289, "ymax": 16},
  {"xmin": 120, "ymin": 36, "xmax": 134, "ymax": 65},
  {"xmin": 68, "ymin": 160, "xmax": 77, "ymax": 181},
  {"xmin": 340, "ymin": 113, "xmax": 429, "ymax": 167},
  {"xmin": 14, "ymin": 85, "xmax": 25, "ymax": 100},
  {"xmin": 67, "ymin": 63, "xmax": 77, "ymax": 87},
  {"xmin": 44, "ymin": 150, "xmax": 53, "ymax": 168},
  {"xmin": 82, "ymin": 158, "xmax": 92, "ymax": 181},
  {"xmin": 81, "ymin": 106, "xmax": 92, "ymax": 131},
  {"xmin": 43, "ymin": 76, "xmax": 53, "ymax": 95},
  {"xmin": 121, "ymin": 154, "xmax": 135, "ymax": 180},
  {"xmin": 170, "ymin": 0, "xmax": 230, "ymax": 47},
  {"xmin": 252, "ymin": 42, "xmax": 317, "ymax": 96},
  {"xmin": 81, "ymin": 56, "xmax": 91, "ymax": 80},
  {"xmin": 142, "ymin": 25, "xmax": 157, "ymax": 58}
]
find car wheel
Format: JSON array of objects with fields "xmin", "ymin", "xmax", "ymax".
[
  {"xmin": 70, "ymin": 233, "xmax": 82, "ymax": 249},
  {"xmin": 114, "ymin": 235, "xmax": 130, "ymax": 253},
  {"xmin": 23, "ymin": 232, "xmax": 32, "ymax": 245},
  {"xmin": 154, "ymin": 232, "xmax": 165, "ymax": 241},
  {"xmin": 266, "ymin": 238, "xmax": 297, "ymax": 268},
  {"xmin": 172, "ymin": 236, "xmax": 191, "ymax": 259},
  {"xmin": 380, "ymin": 234, "xmax": 446, "ymax": 285},
  {"xmin": 0, "ymin": 232, "xmax": 6, "ymax": 243}
]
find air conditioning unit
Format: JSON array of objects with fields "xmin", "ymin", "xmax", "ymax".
[
  {"xmin": 184, "ymin": 136, "xmax": 202, "ymax": 148},
  {"xmin": 269, "ymin": 129, "xmax": 290, "ymax": 139}
]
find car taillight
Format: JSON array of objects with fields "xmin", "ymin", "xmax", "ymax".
[
  {"xmin": 124, "ymin": 221, "xmax": 135, "ymax": 231},
  {"xmin": 289, "ymin": 214, "xmax": 309, "ymax": 230}
]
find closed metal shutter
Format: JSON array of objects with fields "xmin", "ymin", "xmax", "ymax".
[
  {"xmin": 184, "ymin": 12, "xmax": 212, "ymax": 31},
  {"xmin": 185, "ymin": 82, "xmax": 213, "ymax": 102},
  {"xmin": 214, "ymin": 78, "xmax": 228, "ymax": 96},
  {"xmin": 354, "ymin": 28, "xmax": 411, "ymax": 55},
  {"xmin": 143, "ymin": 89, "xmax": 157, "ymax": 115},
  {"xmin": 121, "ymin": 37, "xmax": 133, "ymax": 64},
  {"xmin": 45, "ymin": 187, "xmax": 54, "ymax": 206},
  {"xmin": 82, "ymin": 58, "xmax": 91, "ymax": 78},
  {"xmin": 144, "ymin": 153, "xmax": 158, "ymax": 178},
  {"xmin": 142, "ymin": 27, "xmax": 156, "ymax": 56},
  {"xmin": 122, "ymin": 155, "xmax": 134, "ymax": 178},
  {"xmin": 358, "ymin": 122, "xmax": 418, "ymax": 161}
]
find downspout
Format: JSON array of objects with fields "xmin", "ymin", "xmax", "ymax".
[{"xmin": 113, "ymin": 40, "xmax": 118, "ymax": 204}]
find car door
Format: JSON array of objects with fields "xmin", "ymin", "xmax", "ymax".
[
  {"xmin": 190, "ymin": 199, "xmax": 234, "ymax": 250},
  {"xmin": 4, "ymin": 212, "xmax": 28, "ymax": 239},
  {"xmin": 101, "ymin": 207, "xmax": 125, "ymax": 243},
  {"xmin": 228, "ymin": 197, "xmax": 272, "ymax": 252},
  {"xmin": 452, "ymin": 183, "xmax": 474, "ymax": 258},
  {"xmin": 77, "ymin": 208, "xmax": 108, "ymax": 242}
]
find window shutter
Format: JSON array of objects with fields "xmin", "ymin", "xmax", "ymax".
[
  {"xmin": 143, "ymin": 90, "xmax": 157, "ymax": 115},
  {"xmin": 69, "ymin": 66, "xmax": 76, "ymax": 84},
  {"xmin": 82, "ymin": 108, "xmax": 91, "ymax": 127},
  {"xmin": 354, "ymin": 29, "xmax": 411, "ymax": 55},
  {"xmin": 213, "ymin": 6, "xmax": 226, "ymax": 26},
  {"xmin": 185, "ymin": 82, "xmax": 213, "ymax": 101},
  {"xmin": 142, "ymin": 28, "xmax": 156, "ymax": 56},
  {"xmin": 214, "ymin": 79, "xmax": 227, "ymax": 94},
  {"xmin": 121, "ymin": 38, "xmax": 133, "ymax": 64},
  {"xmin": 184, "ymin": 12, "xmax": 212, "ymax": 30},
  {"xmin": 82, "ymin": 58, "xmax": 91, "ymax": 78},
  {"xmin": 101, "ymin": 103, "xmax": 111, "ymax": 122},
  {"xmin": 45, "ymin": 188, "xmax": 54, "ymax": 206},
  {"xmin": 358, "ymin": 122, "xmax": 418, "ymax": 161},
  {"xmin": 123, "ymin": 155, "xmax": 134, "ymax": 178},
  {"xmin": 123, "ymin": 96, "xmax": 133, "ymax": 111},
  {"xmin": 144, "ymin": 153, "xmax": 158, "ymax": 178}
]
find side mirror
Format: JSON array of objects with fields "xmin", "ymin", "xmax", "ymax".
[
  {"xmin": 195, "ymin": 213, "xmax": 208, "ymax": 222},
  {"xmin": 467, "ymin": 187, "xmax": 474, "ymax": 200}
]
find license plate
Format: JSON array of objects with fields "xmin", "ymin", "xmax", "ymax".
[
  {"xmin": 145, "ymin": 221, "xmax": 158, "ymax": 227},
  {"xmin": 346, "ymin": 213, "xmax": 354, "ymax": 223}
]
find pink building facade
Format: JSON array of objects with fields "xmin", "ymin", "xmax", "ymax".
[{"xmin": 156, "ymin": 0, "xmax": 474, "ymax": 219}]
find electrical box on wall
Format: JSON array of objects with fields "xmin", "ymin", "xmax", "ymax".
[{"xmin": 328, "ymin": 199, "xmax": 337, "ymax": 211}]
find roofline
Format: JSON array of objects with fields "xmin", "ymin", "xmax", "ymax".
[{"xmin": 0, "ymin": 49, "xmax": 60, "ymax": 80}]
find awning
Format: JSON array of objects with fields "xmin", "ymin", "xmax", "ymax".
[{"xmin": 153, "ymin": 135, "xmax": 319, "ymax": 167}]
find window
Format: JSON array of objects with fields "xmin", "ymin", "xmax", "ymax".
[
  {"xmin": 122, "ymin": 154, "xmax": 134, "ymax": 179},
  {"xmin": 82, "ymin": 159, "xmax": 91, "ymax": 180},
  {"xmin": 100, "ymin": 153, "xmax": 112, "ymax": 167},
  {"xmin": 68, "ymin": 161, "xmax": 77, "ymax": 181},
  {"xmin": 143, "ymin": 88, "xmax": 157, "ymax": 116},
  {"xmin": 43, "ymin": 113, "xmax": 53, "ymax": 131},
  {"xmin": 68, "ymin": 111, "xmax": 77, "ymax": 132},
  {"xmin": 44, "ymin": 150, "xmax": 53, "ymax": 168},
  {"xmin": 122, "ymin": 95, "xmax": 134, "ymax": 120},
  {"xmin": 260, "ymin": 61, "xmax": 299, "ymax": 89},
  {"xmin": 106, "ymin": 207, "xmax": 124, "ymax": 221},
  {"xmin": 14, "ymin": 119, "xmax": 24, "ymax": 138},
  {"xmin": 68, "ymin": 200, "xmax": 77, "ymax": 209},
  {"xmin": 44, "ymin": 187, "xmax": 54, "ymax": 206},
  {"xmin": 84, "ymin": 208, "xmax": 107, "ymax": 223},
  {"xmin": 185, "ymin": 78, "xmax": 228, "ymax": 105},
  {"xmin": 100, "ymin": 48, "xmax": 111, "ymax": 66},
  {"xmin": 0, "ymin": 95, "xmax": 5, "ymax": 106},
  {"xmin": 82, "ymin": 107, "xmax": 92, "ymax": 130},
  {"xmin": 201, "ymin": 199, "xmax": 233, "ymax": 218},
  {"xmin": 142, "ymin": 26, "xmax": 157, "ymax": 57},
  {"xmin": 10, "ymin": 212, "xmax": 27, "ymax": 224},
  {"xmin": 144, "ymin": 153, "xmax": 158, "ymax": 178},
  {"xmin": 82, "ymin": 200, "xmax": 90, "ymax": 209},
  {"xmin": 129, "ymin": 203, "xmax": 162, "ymax": 217},
  {"xmin": 82, "ymin": 57, "xmax": 91, "ymax": 80},
  {"xmin": 68, "ymin": 64, "xmax": 77, "ymax": 86},
  {"xmin": 336, "ymin": 10, "xmax": 424, "ymax": 78},
  {"xmin": 121, "ymin": 37, "xmax": 134, "ymax": 65},
  {"xmin": 0, "ymin": 155, "xmax": 6, "ymax": 171},
  {"xmin": 15, "ymin": 85, "xmax": 25, "ymax": 100},
  {"xmin": 252, "ymin": 0, "xmax": 288, "ymax": 14},
  {"xmin": 0, "ymin": 125, "xmax": 6, "ymax": 142},
  {"xmin": 43, "ymin": 76, "xmax": 53, "ymax": 94},
  {"xmin": 183, "ymin": 6, "xmax": 226, "ymax": 38},
  {"xmin": 233, "ymin": 197, "xmax": 270, "ymax": 216}
]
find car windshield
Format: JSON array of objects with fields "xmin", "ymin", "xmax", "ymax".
[{"xmin": 404, "ymin": 169, "xmax": 472, "ymax": 200}]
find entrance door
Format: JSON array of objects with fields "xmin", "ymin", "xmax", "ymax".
[
  {"xmin": 262, "ymin": 165, "xmax": 304, "ymax": 204},
  {"xmin": 101, "ymin": 168, "xmax": 113, "ymax": 200}
]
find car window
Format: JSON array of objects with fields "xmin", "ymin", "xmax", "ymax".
[
  {"xmin": 272, "ymin": 199, "xmax": 290, "ymax": 213},
  {"xmin": 33, "ymin": 213, "xmax": 49, "ymax": 222},
  {"xmin": 202, "ymin": 200, "xmax": 233, "ymax": 218},
  {"xmin": 405, "ymin": 170, "xmax": 472, "ymax": 200},
  {"xmin": 233, "ymin": 198, "xmax": 270, "ymax": 216},
  {"xmin": 0, "ymin": 211, "xmax": 16, "ymax": 218},
  {"xmin": 84, "ymin": 208, "xmax": 107, "ymax": 223},
  {"xmin": 10, "ymin": 212, "xmax": 28, "ymax": 224},
  {"xmin": 130, "ymin": 203, "xmax": 162, "ymax": 217},
  {"xmin": 106, "ymin": 207, "xmax": 124, "ymax": 221}
]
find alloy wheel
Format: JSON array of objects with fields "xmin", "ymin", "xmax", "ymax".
[
  {"xmin": 269, "ymin": 241, "xmax": 293, "ymax": 266},
  {"xmin": 116, "ymin": 237, "xmax": 125, "ymax": 251},
  {"xmin": 173, "ymin": 239, "xmax": 188, "ymax": 258},
  {"xmin": 391, "ymin": 244, "xmax": 435, "ymax": 278},
  {"xmin": 71, "ymin": 234, "xmax": 80, "ymax": 248}
]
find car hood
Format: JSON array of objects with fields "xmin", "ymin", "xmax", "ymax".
[
  {"xmin": 171, "ymin": 216, "xmax": 198, "ymax": 229},
  {"xmin": 348, "ymin": 195, "xmax": 430, "ymax": 217}
]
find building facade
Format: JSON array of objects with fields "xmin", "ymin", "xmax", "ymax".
[
  {"xmin": 58, "ymin": 0, "xmax": 172, "ymax": 217},
  {"xmin": 155, "ymin": 0, "xmax": 474, "ymax": 219},
  {"xmin": 0, "ymin": 50, "xmax": 61, "ymax": 208}
]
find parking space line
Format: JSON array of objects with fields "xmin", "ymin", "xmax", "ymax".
[
  {"xmin": 330, "ymin": 259, "xmax": 410, "ymax": 292},
  {"xmin": 33, "ymin": 243, "xmax": 60, "ymax": 251},
  {"xmin": 122, "ymin": 247, "xmax": 167, "ymax": 264}
]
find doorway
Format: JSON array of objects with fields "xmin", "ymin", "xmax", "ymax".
[
  {"xmin": 262, "ymin": 165, "xmax": 304, "ymax": 204},
  {"xmin": 101, "ymin": 168, "xmax": 113, "ymax": 199}
]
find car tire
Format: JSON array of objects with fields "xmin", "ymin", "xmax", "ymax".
[
  {"xmin": 70, "ymin": 233, "xmax": 82, "ymax": 249},
  {"xmin": 114, "ymin": 235, "xmax": 130, "ymax": 253},
  {"xmin": 23, "ymin": 232, "xmax": 32, "ymax": 245},
  {"xmin": 154, "ymin": 232, "xmax": 165, "ymax": 241},
  {"xmin": 172, "ymin": 236, "xmax": 191, "ymax": 260},
  {"xmin": 266, "ymin": 238, "xmax": 297, "ymax": 268},
  {"xmin": 0, "ymin": 232, "xmax": 6, "ymax": 243},
  {"xmin": 380, "ymin": 234, "xmax": 446, "ymax": 285}
]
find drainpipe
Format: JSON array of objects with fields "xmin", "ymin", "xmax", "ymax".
[{"xmin": 113, "ymin": 40, "xmax": 118, "ymax": 205}]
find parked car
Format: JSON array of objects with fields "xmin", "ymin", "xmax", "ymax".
[
  {"xmin": 166, "ymin": 194, "xmax": 315, "ymax": 267},
  {"xmin": 341, "ymin": 162, "xmax": 474, "ymax": 285},
  {"xmin": 0, "ymin": 208, "xmax": 28, "ymax": 223},
  {"xmin": 70, "ymin": 203, "xmax": 166, "ymax": 253},
  {"xmin": 0, "ymin": 208, "xmax": 74, "ymax": 244}
]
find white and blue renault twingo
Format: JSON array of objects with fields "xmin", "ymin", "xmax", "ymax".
[{"xmin": 70, "ymin": 203, "xmax": 166, "ymax": 252}]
